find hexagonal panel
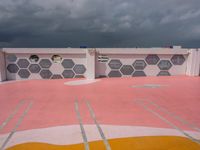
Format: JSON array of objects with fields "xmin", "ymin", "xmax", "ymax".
[
  {"xmin": 28, "ymin": 64, "xmax": 41, "ymax": 73},
  {"xmin": 158, "ymin": 60, "xmax": 172, "ymax": 70},
  {"xmin": 145, "ymin": 55, "xmax": 160, "ymax": 65},
  {"xmin": 75, "ymin": 75, "xmax": 85, "ymax": 78},
  {"xmin": 120, "ymin": 65, "xmax": 134, "ymax": 75},
  {"xmin": 157, "ymin": 71, "xmax": 171, "ymax": 76},
  {"xmin": 7, "ymin": 64, "xmax": 19, "ymax": 73},
  {"xmin": 18, "ymin": 69, "xmax": 30, "ymax": 79},
  {"xmin": 171, "ymin": 55, "xmax": 185, "ymax": 65},
  {"xmin": 39, "ymin": 59, "xmax": 52, "ymax": 68},
  {"xmin": 133, "ymin": 60, "xmax": 147, "ymax": 70},
  {"xmin": 40, "ymin": 70, "xmax": 53, "ymax": 79},
  {"xmin": 62, "ymin": 70, "xmax": 75, "ymax": 78},
  {"xmin": 108, "ymin": 59, "xmax": 122, "ymax": 69},
  {"xmin": 132, "ymin": 71, "xmax": 146, "ymax": 77},
  {"xmin": 61, "ymin": 59, "xmax": 75, "ymax": 69},
  {"xmin": 17, "ymin": 59, "xmax": 30, "ymax": 68},
  {"xmin": 73, "ymin": 64, "xmax": 86, "ymax": 74},
  {"xmin": 108, "ymin": 71, "xmax": 122, "ymax": 77},
  {"xmin": 51, "ymin": 74, "xmax": 63, "ymax": 79},
  {"xmin": 7, "ymin": 54, "xmax": 17, "ymax": 62}
]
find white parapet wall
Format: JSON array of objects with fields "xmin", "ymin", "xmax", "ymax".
[
  {"xmin": 0, "ymin": 49, "xmax": 6, "ymax": 81},
  {"xmin": 95, "ymin": 48, "xmax": 189, "ymax": 78},
  {"xmin": 186, "ymin": 49, "xmax": 200, "ymax": 76},
  {"xmin": 0, "ymin": 47, "xmax": 199, "ymax": 81}
]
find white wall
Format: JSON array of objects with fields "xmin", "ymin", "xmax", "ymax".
[
  {"xmin": 186, "ymin": 49, "xmax": 200, "ymax": 76},
  {"xmin": 5, "ymin": 51, "xmax": 87, "ymax": 80},
  {"xmin": 96, "ymin": 48, "xmax": 188, "ymax": 78},
  {"xmin": 0, "ymin": 47, "xmax": 199, "ymax": 81},
  {"xmin": 0, "ymin": 50, "xmax": 6, "ymax": 81}
]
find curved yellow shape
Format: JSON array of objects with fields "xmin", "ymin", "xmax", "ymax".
[{"xmin": 7, "ymin": 136, "xmax": 200, "ymax": 150}]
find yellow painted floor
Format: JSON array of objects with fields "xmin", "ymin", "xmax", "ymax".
[{"xmin": 7, "ymin": 136, "xmax": 200, "ymax": 150}]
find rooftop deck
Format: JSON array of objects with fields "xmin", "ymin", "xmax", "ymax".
[{"xmin": 0, "ymin": 76, "xmax": 200, "ymax": 150}]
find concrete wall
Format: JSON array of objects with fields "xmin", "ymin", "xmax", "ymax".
[
  {"xmin": 95, "ymin": 48, "xmax": 189, "ymax": 78},
  {"xmin": 0, "ymin": 49, "xmax": 6, "ymax": 81},
  {"xmin": 0, "ymin": 47, "xmax": 199, "ymax": 81},
  {"xmin": 186, "ymin": 49, "xmax": 200, "ymax": 76},
  {"xmin": 4, "ymin": 48, "xmax": 87, "ymax": 80}
]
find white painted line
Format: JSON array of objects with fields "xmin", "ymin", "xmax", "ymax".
[
  {"xmin": 86, "ymin": 101, "xmax": 111, "ymax": 150},
  {"xmin": 142, "ymin": 99, "xmax": 200, "ymax": 132},
  {"xmin": 135, "ymin": 100, "xmax": 200, "ymax": 144},
  {"xmin": 74, "ymin": 100, "xmax": 90, "ymax": 150},
  {"xmin": 0, "ymin": 100, "xmax": 25, "ymax": 132},
  {"xmin": 0, "ymin": 101, "xmax": 33, "ymax": 150},
  {"xmin": 64, "ymin": 79, "xmax": 100, "ymax": 86}
]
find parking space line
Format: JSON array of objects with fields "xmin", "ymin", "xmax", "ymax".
[
  {"xmin": 135, "ymin": 100, "xmax": 200, "ymax": 144},
  {"xmin": 74, "ymin": 100, "xmax": 90, "ymax": 150},
  {"xmin": 0, "ymin": 101, "xmax": 33, "ymax": 150},
  {"xmin": 86, "ymin": 101, "xmax": 111, "ymax": 150},
  {"xmin": 142, "ymin": 99, "xmax": 200, "ymax": 132},
  {"xmin": 0, "ymin": 100, "xmax": 25, "ymax": 132}
]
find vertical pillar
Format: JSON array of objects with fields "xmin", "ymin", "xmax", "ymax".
[
  {"xmin": 86, "ymin": 49, "xmax": 96, "ymax": 79},
  {"xmin": 186, "ymin": 49, "xmax": 200, "ymax": 76},
  {"xmin": 0, "ymin": 49, "xmax": 6, "ymax": 82}
]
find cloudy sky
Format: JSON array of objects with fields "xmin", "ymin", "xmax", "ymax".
[{"xmin": 0, "ymin": 0, "xmax": 200, "ymax": 48}]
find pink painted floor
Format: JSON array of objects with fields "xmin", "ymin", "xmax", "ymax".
[{"xmin": 0, "ymin": 76, "xmax": 200, "ymax": 134}]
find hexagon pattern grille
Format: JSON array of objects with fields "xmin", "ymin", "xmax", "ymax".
[
  {"xmin": 7, "ymin": 64, "xmax": 19, "ymax": 73},
  {"xmin": 145, "ymin": 55, "xmax": 160, "ymax": 65},
  {"xmin": 29, "ymin": 64, "xmax": 41, "ymax": 73},
  {"xmin": 171, "ymin": 55, "xmax": 185, "ymax": 65},
  {"xmin": 158, "ymin": 71, "xmax": 171, "ymax": 76},
  {"xmin": 120, "ymin": 65, "xmax": 134, "ymax": 75},
  {"xmin": 7, "ymin": 54, "xmax": 17, "ymax": 62},
  {"xmin": 133, "ymin": 60, "xmax": 147, "ymax": 70},
  {"xmin": 18, "ymin": 69, "xmax": 30, "ymax": 79},
  {"xmin": 39, "ymin": 59, "xmax": 52, "ymax": 68},
  {"xmin": 75, "ymin": 75, "xmax": 85, "ymax": 78},
  {"xmin": 132, "ymin": 71, "xmax": 146, "ymax": 77},
  {"xmin": 73, "ymin": 65, "xmax": 86, "ymax": 74},
  {"xmin": 5, "ymin": 54, "xmax": 186, "ymax": 80},
  {"xmin": 108, "ymin": 60, "xmax": 122, "ymax": 69},
  {"xmin": 6, "ymin": 55, "xmax": 86, "ymax": 80},
  {"xmin": 158, "ymin": 60, "xmax": 172, "ymax": 70},
  {"xmin": 108, "ymin": 71, "xmax": 122, "ymax": 77},
  {"xmin": 17, "ymin": 59, "xmax": 30, "ymax": 68},
  {"xmin": 62, "ymin": 59, "xmax": 75, "ymax": 69},
  {"xmin": 51, "ymin": 74, "xmax": 63, "ymax": 79},
  {"xmin": 40, "ymin": 70, "xmax": 53, "ymax": 79},
  {"xmin": 62, "ymin": 70, "xmax": 75, "ymax": 78}
]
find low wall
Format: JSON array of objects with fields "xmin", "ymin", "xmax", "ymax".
[
  {"xmin": 0, "ymin": 48, "xmax": 199, "ymax": 81},
  {"xmin": 95, "ymin": 48, "xmax": 189, "ymax": 78},
  {"xmin": 0, "ymin": 49, "xmax": 6, "ymax": 81}
]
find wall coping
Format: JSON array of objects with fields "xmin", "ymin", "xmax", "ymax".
[
  {"xmin": 1, "ymin": 48, "xmax": 86, "ymax": 54},
  {"xmin": 1, "ymin": 48, "xmax": 189, "ymax": 55}
]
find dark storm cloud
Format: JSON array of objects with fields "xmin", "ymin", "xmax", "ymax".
[{"xmin": 0, "ymin": 0, "xmax": 200, "ymax": 48}]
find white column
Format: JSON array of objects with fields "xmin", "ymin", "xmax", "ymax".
[
  {"xmin": 86, "ymin": 49, "xmax": 96, "ymax": 79},
  {"xmin": 186, "ymin": 49, "xmax": 200, "ymax": 76},
  {"xmin": 0, "ymin": 49, "xmax": 6, "ymax": 81}
]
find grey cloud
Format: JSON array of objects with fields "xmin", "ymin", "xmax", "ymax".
[{"xmin": 0, "ymin": 0, "xmax": 200, "ymax": 48}]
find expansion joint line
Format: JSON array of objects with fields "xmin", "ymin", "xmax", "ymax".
[
  {"xmin": 86, "ymin": 101, "xmax": 112, "ymax": 150},
  {"xmin": 74, "ymin": 100, "xmax": 90, "ymax": 150},
  {"xmin": 135, "ymin": 100, "xmax": 200, "ymax": 144},
  {"xmin": 0, "ymin": 101, "xmax": 33, "ymax": 150},
  {"xmin": 0, "ymin": 100, "xmax": 25, "ymax": 132}
]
